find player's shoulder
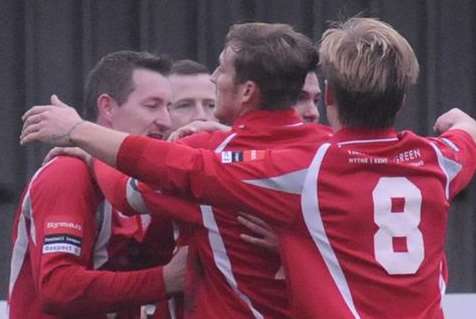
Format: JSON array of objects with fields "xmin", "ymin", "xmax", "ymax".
[
  {"xmin": 303, "ymin": 123, "xmax": 333, "ymax": 139},
  {"xmin": 309, "ymin": 123, "xmax": 333, "ymax": 133},
  {"xmin": 395, "ymin": 130, "xmax": 428, "ymax": 144},
  {"xmin": 400, "ymin": 129, "xmax": 474, "ymax": 151},
  {"xmin": 30, "ymin": 156, "xmax": 94, "ymax": 192},
  {"xmin": 435, "ymin": 129, "xmax": 476, "ymax": 149},
  {"xmin": 39, "ymin": 156, "xmax": 90, "ymax": 178}
]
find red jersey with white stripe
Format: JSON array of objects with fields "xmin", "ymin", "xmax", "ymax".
[
  {"xmin": 96, "ymin": 109, "xmax": 329, "ymax": 319},
  {"xmin": 115, "ymin": 121, "xmax": 476, "ymax": 318},
  {"xmin": 8, "ymin": 156, "xmax": 173, "ymax": 319}
]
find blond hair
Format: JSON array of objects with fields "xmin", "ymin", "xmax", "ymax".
[{"xmin": 319, "ymin": 17, "xmax": 419, "ymax": 128}]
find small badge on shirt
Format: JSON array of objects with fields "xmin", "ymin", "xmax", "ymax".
[
  {"xmin": 42, "ymin": 234, "xmax": 82, "ymax": 256},
  {"xmin": 221, "ymin": 150, "xmax": 265, "ymax": 163}
]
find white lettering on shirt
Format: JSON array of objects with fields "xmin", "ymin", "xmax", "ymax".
[{"xmin": 47, "ymin": 222, "xmax": 82, "ymax": 232}]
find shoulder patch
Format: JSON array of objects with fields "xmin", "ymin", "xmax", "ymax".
[
  {"xmin": 220, "ymin": 150, "xmax": 265, "ymax": 163},
  {"xmin": 42, "ymin": 234, "xmax": 82, "ymax": 256}
]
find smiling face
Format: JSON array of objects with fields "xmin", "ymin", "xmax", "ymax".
[
  {"xmin": 109, "ymin": 68, "xmax": 172, "ymax": 139},
  {"xmin": 295, "ymin": 72, "xmax": 321, "ymax": 123},
  {"xmin": 168, "ymin": 73, "xmax": 216, "ymax": 130}
]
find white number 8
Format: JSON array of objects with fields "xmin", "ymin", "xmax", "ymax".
[{"xmin": 373, "ymin": 177, "xmax": 424, "ymax": 275}]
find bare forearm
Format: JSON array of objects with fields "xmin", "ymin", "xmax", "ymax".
[{"xmin": 70, "ymin": 121, "xmax": 128, "ymax": 167}]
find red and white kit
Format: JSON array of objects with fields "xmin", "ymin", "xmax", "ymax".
[
  {"xmin": 95, "ymin": 109, "xmax": 330, "ymax": 319},
  {"xmin": 8, "ymin": 156, "xmax": 174, "ymax": 319},
  {"xmin": 114, "ymin": 114, "xmax": 476, "ymax": 319}
]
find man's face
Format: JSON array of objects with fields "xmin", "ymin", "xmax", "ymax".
[
  {"xmin": 168, "ymin": 73, "xmax": 216, "ymax": 130},
  {"xmin": 210, "ymin": 47, "xmax": 242, "ymax": 125},
  {"xmin": 110, "ymin": 68, "xmax": 172, "ymax": 139},
  {"xmin": 295, "ymin": 72, "xmax": 321, "ymax": 123}
]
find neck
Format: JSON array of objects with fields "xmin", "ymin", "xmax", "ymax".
[
  {"xmin": 331, "ymin": 121, "xmax": 342, "ymax": 132},
  {"xmin": 325, "ymin": 104, "xmax": 342, "ymax": 132},
  {"xmin": 228, "ymin": 104, "xmax": 256, "ymax": 124}
]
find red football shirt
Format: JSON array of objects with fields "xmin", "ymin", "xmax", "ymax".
[
  {"xmin": 96, "ymin": 109, "xmax": 329, "ymax": 318},
  {"xmin": 115, "ymin": 120, "xmax": 476, "ymax": 318},
  {"xmin": 8, "ymin": 156, "xmax": 171, "ymax": 319}
]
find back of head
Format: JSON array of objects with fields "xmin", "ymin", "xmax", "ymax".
[
  {"xmin": 225, "ymin": 22, "xmax": 318, "ymax": 110},
  {"xmin": 171, "ymin": 59, "xmax": 210, "ymax": 76},
  {"xmin": 83, "ymin": 50, "xmax": 172, "ymax": 121},
  {"xmin": 319, "ymin": 17, "xmax": 419, "ymax": 129}
]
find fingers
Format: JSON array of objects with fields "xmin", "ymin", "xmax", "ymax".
[
  {"xmin": 434, "ymin": 113, "xmax": 454, "ymax": 133},
  {"xmin": 21, "ymin": 116, "xmax": 39, "ymax": 136},
  {"xmin": 20, "ymin": 121, "xmax": 42, "ymax": 142},
  {"xmin": 50, "ymin": 94, "xmax": 71, "ymax": 108},
  {"xmin": 237, "ymin": 215, "xmax": 271, "ymax": 236},
  {"xmin": 238, "ymin": 213, "xmax": 278, "ymax": 252},
  {"xmin": 167, "ymin": 131, "xmax": 179, "ymax": 142},
  {"xmin": 42, "ymin": 147, "xmax": 84, "ymax": 165},
  {"xmin": 212, "ymin": 122, "xmax": 231, "ymax": 132},
  {"xmin": 433, "ymin": 108, "xmax": 467, "ymax": 133},
  {"xmin": 239, "ymin": 212, "xmax": 271, "ymax": 230},
  {"xmin": 22, "ymin": 95, "xmax": 68, "ymax": 123},
  {"xmin": 167, "ymin": 120, "xmax": 230, "ymax": 142},
  {"xmin": 167, "ymin": 128, "xmax": 194, "ymax": 142},
  {"xmin": 240, "ymin": 233, "xmax": 274, "ymax": 250},
  {"xmin": 22, "ymin": 105, "xmax": 52, "ymax": 121},
  {"xmin": 50, "ymin": 94, "xmax": 61, "ymax": 106},
  {"xmin": 22, "ymin": 95, "xmax": 69, "ymax": 123},
  {"xmin": 20, "ymin": 129, "xmax": 42, "ymax": 145},
  {"xmin": 189, "ymin": 120, "xmax": 230, "ymax": 132},
  {"xmin": 23, "ymin": 113, "xmax": 44, "ymax": 128},
  {"xmin": 43, "ymin": 147, "xmax": 63, "ymax": 165}
]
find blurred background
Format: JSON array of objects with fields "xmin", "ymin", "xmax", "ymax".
[{"xmin": 1, "ymin": 0, "xmax": 475, "ymax": 299}]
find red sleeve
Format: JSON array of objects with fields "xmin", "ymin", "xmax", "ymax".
[
  {"xmin": 94, "ymin": 159, "xmax": 134, "ymax": 215},
  {"xmin": 429, "ymin": 129, "xmax": 476, "ymax": 199},
  {"xmin": 94, "ymin": 159, "xmax": 203, "ymax": 225},
  {"xmin": 116, "ymin": 136, "xmax": 295, "ymax": 224},
  {"xmin": 30, "ymin": 157, "xmax": 168, "ymax": 315}
]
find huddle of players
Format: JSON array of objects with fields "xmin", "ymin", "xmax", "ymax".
[
  {"xmin": 9, "ymin": 33, "xmax": 320, "ymax": 319},
  {"xmin": 12, "ymin": 17, "xmax": 476, "ymax": 319}
]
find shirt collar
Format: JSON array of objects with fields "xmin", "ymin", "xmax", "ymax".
[
  {"xmin": 232, "ymin": 109, "xmax": 303, "ymax": 130},
  {"xmin": 332, "ymin": 127, "xmax": 399, "ymax": 142}
]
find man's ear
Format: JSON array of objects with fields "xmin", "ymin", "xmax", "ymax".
[
  {"xmin": 324, "ymin": 80, "xmax": 334, "ymax": 107},
  {"xmin": 96, "ymin": 94, "xmax": 115, "ymax": 126},
  {"xmin": 241, "ymin": 81, "xmax": 260, "ymax": 106}
]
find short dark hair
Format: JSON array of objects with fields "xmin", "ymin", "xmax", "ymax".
[
  {"xmin": 225, "ymin": 23, "xmax": 318, "ymax": 110},
  {"xmin": 83, "ymin": 50, "xmax": 172, "ymax": 121},
  {"xmin": 171, "ymin": 59, "xmax": 210, "ymax": 75}
]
